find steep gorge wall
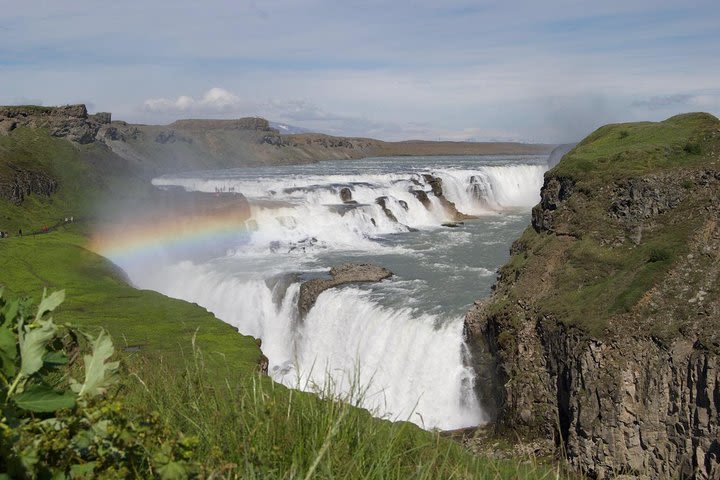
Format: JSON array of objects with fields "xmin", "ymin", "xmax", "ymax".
[
  {"xmin": 465, "ymin": 114, "xmax": 720, "ymax": 479},
  {"xmin": 0, "ymin": 166, "xmax": 58, "ymax": 205},
  {"xmin": 467, "ymin": 305, "xmax": 720, "ymax": 478}
]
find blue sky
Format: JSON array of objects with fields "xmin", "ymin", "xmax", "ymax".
[{"xmin": 1, "ymin": 0, "xmax": 719, "ymax": 142}]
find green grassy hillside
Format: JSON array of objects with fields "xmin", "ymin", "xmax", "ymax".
[
  {"xmin": 0, "ymin": 127, "xmax": 147, "ymax": 233},
  {"xmin": 494, "ymin": 112, "xmax": 720, "ymax": 341},
  {"xmin": 0, "ymin": 228, "xmax": 262, "ymax": 375},
  {"xmin": 553, "ymin": 112, "xmax": 718, "ymax": 183}
]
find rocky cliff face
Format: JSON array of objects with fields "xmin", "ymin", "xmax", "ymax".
[
  {"xmin": 465, "ymin": 113, "xmax": 720, "ymax": 479},
  {"xmin": 0, "ymin": 166, "xmax": 58, "ymax": 205},
  {"xmin": 0, "ymin": 105, "xmax": 109, "ymax": 144}
]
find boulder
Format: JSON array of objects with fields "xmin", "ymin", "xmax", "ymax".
[
  {"xmin": 422, "ymin": 173, "xmax": 444, "ymax": 197},
  {"xmin": 298, "ymin": 263, "xmax": 393, "ymax": 318},
  {"xmin": 340, "ymin": 187, "xmax": 353, "ymax": 203},
  {"xmin": 375, "ymin": 196, "xmax": 398, "ymax": 223}
]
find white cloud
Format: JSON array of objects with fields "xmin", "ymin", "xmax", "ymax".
[{"xmin": 143, "ymin": 88, "xmax": 247, "ymax": 114}]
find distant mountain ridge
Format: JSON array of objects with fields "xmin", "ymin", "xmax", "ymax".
[{"xmin": 0, "ymin": 104, "xmax": 555, "ymax": 178}]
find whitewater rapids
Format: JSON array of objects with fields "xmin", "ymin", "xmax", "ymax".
[{"xmin": 116, "ymin": 155, "xmax": 547, "ymax": 430}]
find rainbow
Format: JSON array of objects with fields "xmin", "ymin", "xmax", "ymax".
[{"xmin": 88, "ymin": 209, "xmax": 253, "ymax": 264}]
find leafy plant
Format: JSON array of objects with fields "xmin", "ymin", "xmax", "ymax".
[
  {"xmin": 3, "ymin": 289, "xmax": 76, "ymax": 413},
  {"xmin": 0, "ymin": 289, "xmax": 199, "ymax": 479}
]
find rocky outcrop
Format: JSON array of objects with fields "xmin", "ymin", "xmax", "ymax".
[
  {"xmin": 298, "ymin": 263, "xmax": 392, "ymax": 318},
  {"xmin": 467, "ymin": 304, "xmax": 720, "ymax": 479},
  {"xmin": 375, "ymin": 196, "xmax": 399, "ymax": 223},
  {"xmin": 90, "ymin": 112, "xmax": 112, "ymax": 125},
  {"xmin": 339, "ymin": 187, "xmax": 353, "ymax": 203},
  {"xmin": 422, "ymin": 174, "xmax": 444, "ymax": 197},
  {"xmin": 155, "ymin": 130, "xmax": 193, "ymax": 144},
  {"xmin": 530, "ymin": 176, "xmax": 575, "ymax": 233},
  {"xmin": 419, "ymin": 174, "xmax": 476, "ymax": 221},
  {"xmin": 0, "ymin": 166, "xmax": 58, "ymax": 204},
  {"xmin": 410, "ymin": 189, "xmax": 431, "ymax": 208},
  {"xmin": 169, "ymin": 117, "xmax": 273, "ymax": 131},
  {"xmin": 609, "ymin": 176, "xmax": 685, "ymax": 226},
  {"xmin": 0, "ymin": 105, "xmax": 103, "ymax": 144}
]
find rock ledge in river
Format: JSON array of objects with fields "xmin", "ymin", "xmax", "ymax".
[{"xmin": 298, "ymin": 263, "xmax": 393, "ymax": 318}]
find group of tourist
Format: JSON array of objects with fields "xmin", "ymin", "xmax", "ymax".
[
  {"xmin": 0, "ymin": 216, "xmax": 75, "ymax": 239},
  {"xmin": 0, "ymin": 229, "xmax": 23, "ymax": 238}
]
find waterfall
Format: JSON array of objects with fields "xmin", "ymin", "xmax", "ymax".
[{"xmin": 109, "ymin": 157, "xmax": 547, "ymax": 430}]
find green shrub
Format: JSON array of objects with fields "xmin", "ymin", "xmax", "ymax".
[
  {"xmin": 0, "ymin": 289, "xmax": 199, "ymax": 479},
  {"xmin": 618, "ymin": 130, "xmax": 629, "ymax": 139}
]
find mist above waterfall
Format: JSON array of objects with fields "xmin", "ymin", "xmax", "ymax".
[{"xmin": 109, "ymin": 155, "xmax": 547, "ymax": 430}]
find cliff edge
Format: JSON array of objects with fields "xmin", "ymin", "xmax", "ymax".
[{"xmin": 464, "ymin": 113, "xmax": 720, "ymax": 479}]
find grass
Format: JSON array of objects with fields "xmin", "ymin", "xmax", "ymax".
[
  {"xmin": 542, "ymin": 211, "xmax": 695, "ymax": 335},
  {"xmin": 552, "ymin": 112, "xmax": 718, "ymax": 185},
  {"xmin": 0, "ymin": 227, "xmax": 263, "ymax": 381},
  {"xmin": 126, "ymin": 339, "xmax": 564, "ymax": 479},
  {"xmin": 496, "ymin": 112, "xmax": 720, "ymax": 338}
]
